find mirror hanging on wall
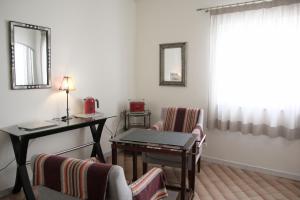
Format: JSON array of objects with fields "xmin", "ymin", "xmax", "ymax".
[
  {"xmin": 9, "ymin": 21, "xmax": 51, "ymax": 89},
  {"xmin": 159, "ymin": 42, "xmax": 186, "ymax": 87}
]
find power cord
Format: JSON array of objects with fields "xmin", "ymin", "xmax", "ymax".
[
  {"xmin": 104, "ymin": 115, "xmax": 122, "ymax": 138},
  {"xmin": 0, "ymin": 159, "xmax": 15, "ymax": 173},
  {"xmin": 0, "ymin": 139, "xmax": 35, "ymax": 173}
]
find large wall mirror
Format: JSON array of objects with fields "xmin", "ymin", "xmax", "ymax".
[
  {"xmin": 9, "ymin": 21, "xmax": 51, "ymax": 89},
  {"xmin": 159, "ymin": 42, "xmax": 186, "ymax": 86}
]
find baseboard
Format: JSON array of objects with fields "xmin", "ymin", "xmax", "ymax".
[{"xmin": 202, "ymin": 155, "xmax": 300, "ymax": 181}]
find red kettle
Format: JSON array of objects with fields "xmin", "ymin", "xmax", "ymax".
[{"xmin": 84, "ymin": 97, "xmax": 99, "ymax": 114}]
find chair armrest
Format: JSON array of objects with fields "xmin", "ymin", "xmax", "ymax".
[
  {"xmin": 192, "ymin": 124, "xmax": 204, "ymax": 141},
  {"xmin": 151, "ymin": 121, "xmax": 163, "ymax": 131},
  {"xmin": 192, "ymin": 108, "xmax": 205, "ymax": 140},
  {"xmin": 129, "ymin": 167, "xmax": 168, "ymax": 200},
  {"xmin": 192, "ymin": 123, "xmax": 207, "ymax": 151}
]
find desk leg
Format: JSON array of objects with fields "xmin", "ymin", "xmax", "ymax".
[
  {"xmin": 181, "ymin": 150, "xmax": 187, "ymax": 200},
  {"xmin": 111, "ymin": 142, "xmax": 117, "ymax": 165},
  {"xmin": 10, "ymin": 135, "xmax": 35, "ymax": 200},
  {"xmin": 132, "ymin": 150, "xmax": 138, "ymax": 181},
  {"xmin": 90, "ymin": 119, "xmax": 106, "ymax": 163}
]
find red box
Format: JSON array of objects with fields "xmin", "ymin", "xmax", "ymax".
[{"xmin": 130, "ymin": 102, "xmax": 145, "ymax": 112}]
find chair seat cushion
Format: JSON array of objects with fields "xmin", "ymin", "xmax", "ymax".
[{"xmin": 36, "ymin": 186, "xmax": 79, "ymax": 200}]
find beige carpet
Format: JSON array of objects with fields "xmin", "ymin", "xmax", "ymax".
[
  {"xmin": 114, "ymin": 153, "xmax": 300, "ymax": 200},
  {"xmin": 1, "ymin": 153, "xmax": 300, "ymax": 200}
]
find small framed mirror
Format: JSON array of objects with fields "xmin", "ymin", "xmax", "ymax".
[
  {"xmin": 159, "ymin": 42, "xmax": 186, "ymax": 86},
  {"xmin": 9, "ymin": 21, "xmax": 51, "ymax": 89}
]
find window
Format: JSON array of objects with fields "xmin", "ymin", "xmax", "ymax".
[{"xmin": 208, "ymin": 2, "xmax": 300, "ymax": 139}]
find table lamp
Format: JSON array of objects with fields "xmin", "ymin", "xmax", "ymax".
[{"xmin": 59, "ymin": 76, "xmax": 75, "ymax": 121}]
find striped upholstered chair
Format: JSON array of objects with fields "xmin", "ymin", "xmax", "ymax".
[
  {"xmin": 31, "ymin": 154, "xmax": 168, "ymax": 200},
  {"xmin": 142, "ymin": 107, "xmax": 205, "ymax": 174}
]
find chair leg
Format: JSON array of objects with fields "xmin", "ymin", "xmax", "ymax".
[
  {"xmin": 142, "ymin": 162, "xmax": 148, "ymax": 174},
  {"xmin": 188, "ymin": 170, "xmax": 192, "ymax": 189},
  {"xmin": 197, "ymin": 158, "xmax": 201, "ymax": 173}
]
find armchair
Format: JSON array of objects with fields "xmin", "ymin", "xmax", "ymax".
[
  {"xmin": 142, "ymin": 107, "xmax": 205, "ymax": 174},
  {"xmin": 31, "ymin": 154, "xmax": 168, "ymax": 200}
]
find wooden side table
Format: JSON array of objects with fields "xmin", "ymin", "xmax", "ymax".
[{"xmin": 123, "ymin": 110, "xmax": 151, "ymax": 130}]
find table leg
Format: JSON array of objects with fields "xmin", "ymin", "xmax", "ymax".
[
  {"xmin": 128, "ymin": 115, "xmax": 131, "ymax": 129},
  {"xmin": 191, "ymin": 143, "xmax": 196, "ymax": 191},
  {"xmin": 142, "ymin": 162, "xmax": 148, "ymax": 174},
  {"xmin": 132, "ymin": 151, "xmax": 138, "ymax": 181},
  {"xmin": 181, "ymin": 150, "xmax": 187, "ymax": 200},
  {"xmin": 10, "ymin": 135, "xmax": 35, "ymax": 200},
  {"xmin": 124, "ymin": 111, "xmax": 127, "ymax": 130},
  {"xmin": 90, "ymin": 119, "xmax": 106, "ymax": 163},
  {"xmin": 111, "ymin": 142, "xmax": 117, "ymax": 165}
]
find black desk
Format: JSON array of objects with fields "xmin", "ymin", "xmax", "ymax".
[{"xmin": 0, "ymin": 116, "xmax": 109, "ymax": 200}]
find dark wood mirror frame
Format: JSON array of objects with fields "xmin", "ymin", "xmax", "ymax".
[
  {"xmin": 9, "ymin": 21, "xmax": 51, "ymax": 90},
  {"xmin": 159, "ymin": 42, "xmax": 186, "ymax": 87}
]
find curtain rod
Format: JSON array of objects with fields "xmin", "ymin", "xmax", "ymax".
[{"xmin": 196, "ymin": 0, "xmax": 273, "ymax": 12}]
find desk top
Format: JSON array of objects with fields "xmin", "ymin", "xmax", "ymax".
[
  {"xmin": 110, "ymin": 128, "xmax": 197, "ymax": 150},
  {"xmin": 0, "ymin": 115, "xmax": 112, "ymax": 138}
]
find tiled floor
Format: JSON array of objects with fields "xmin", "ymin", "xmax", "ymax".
[{"xmin": 1, "ymin": 153, "xmax": 300, "ymax": 200}]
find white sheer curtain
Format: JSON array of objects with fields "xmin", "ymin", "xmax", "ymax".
[{"xmin": 208, "ymin": 2, "xmax": 300, "ymax": 139}]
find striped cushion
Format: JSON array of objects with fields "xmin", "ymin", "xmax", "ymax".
[
  {"xmin": 130, "ymin": 167, "xmax": 168, "ymax": 200},
  {"xmin": 33, "ymin": 154, "xmax": 112, "ymax": 200},
  {"xmin": 163, "ymin": 107, "xmax": 200, "ymax": 133}
]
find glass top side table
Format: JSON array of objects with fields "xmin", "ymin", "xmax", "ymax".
[{"xmin": 123, "ymin": 110, "xmax": 151, "ymax": 130}]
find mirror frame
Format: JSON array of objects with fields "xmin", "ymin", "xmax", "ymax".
[
  {"xmin": 9, "ymin": 21, "xmax": 51, "ymax": 90},
  {"xmin": 159, "ymin": 42, "xmax": 186, "ymax": 87}
]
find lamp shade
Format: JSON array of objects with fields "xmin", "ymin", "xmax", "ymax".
[{"xmin": 59, "ymin": 76, "xmax": 75, "ymax": 91}]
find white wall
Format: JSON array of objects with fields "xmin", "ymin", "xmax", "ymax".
[
  {"xmin": 135, "ymin": 0, "xmax": 300, "ymax": 178},
  {"xmin": 0, "ymin": 0, "xmax": 136, "ymax": 191}
]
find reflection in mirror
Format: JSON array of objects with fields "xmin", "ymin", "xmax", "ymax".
[
  {"xmin": 164, "ymin": 48, "xmax": 182, "ymax": 82},
  {"xmin": 160, "ymin": 42, "xmax": 186, "ymax": 86},
  {"xmin": 10, "ymin": 21, "xmax": 51, "ymax": 89}
]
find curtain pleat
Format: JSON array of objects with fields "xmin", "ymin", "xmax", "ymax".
[{"xmin": 208, "ymin": 2, "xmax": 300, "ymax": 140}]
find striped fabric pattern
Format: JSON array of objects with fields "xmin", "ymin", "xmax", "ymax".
[
  {"xmin": 163, "ymin": 107, "xmax": 177, "ymax": 131},
  {"xmin": 130, "ymin": 167, "xmax": 168, "ymax": 200},
  {"xmin": 33, "ymin": 154, "xmax": 112, "ymax": 200},
  {"xmin": 34, "ymin": 154, "xmax": 50, "ymax": 186},
  {"xmin": 61, "ymin": 158, "xmax": 92, "ymax": 198},
  {"xmin": 163, "ymin": 107, "xmax": 201, "ymax": 133}
]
